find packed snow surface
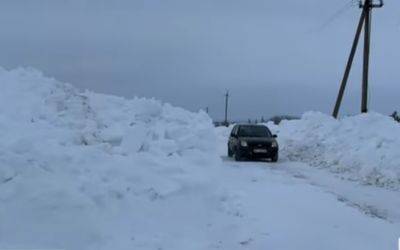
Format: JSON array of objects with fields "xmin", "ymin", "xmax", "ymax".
[{"xmin": 267, "ymin": 112, "xmax": 400, "ymax": 189}]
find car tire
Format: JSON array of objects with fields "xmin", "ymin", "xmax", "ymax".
[
  {"xmin": 228, "ymin": 146, "xmax": 233, "ymax": 157},
  {"xmin": 271, "ymin": 153, "xmax": 278, "ymax": 163},
  {"xmin": 234, "ymin": 149, "xmax": 243, "ymax": 161}
]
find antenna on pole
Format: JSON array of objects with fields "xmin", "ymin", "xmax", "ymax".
[{"xmin": 332, "ymin": 0, "xmax": 383, "ymax": 118}]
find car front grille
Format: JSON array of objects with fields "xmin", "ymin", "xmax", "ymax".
[{"xmin": 248, "ymin": 142, "xmax": 271, "ymax": 148}]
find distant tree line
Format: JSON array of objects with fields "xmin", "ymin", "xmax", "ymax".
[
  {"xmin": 214, "ymin": 111, "xmax": 400, "ymax": 127},
  {"xmin": 213, "ymin": 115, "xmax": 299, "ymax": 127},
  {"xmin": 268, "ymin": 115, "xmax": 300, "ymax": 125}
]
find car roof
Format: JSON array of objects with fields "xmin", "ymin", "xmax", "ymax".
[
  {"xmin": 235, "ymin": 124, "xmax": 268, "ymax": 128},
  {"xmin": 236, "ymin": 124, "xmax": 267, "ymax": 127}
]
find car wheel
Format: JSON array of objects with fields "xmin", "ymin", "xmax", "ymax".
[
  {"xmin": 234, "ymin": 149, "xmax": 243, "ymax": 161},
  {"xmin": 228, "ymin": 146, "xmax": 233, "ymax": 157},
  {"xmin": 271, "ymin": 153, "xmax": 278, "ymax": 163}
]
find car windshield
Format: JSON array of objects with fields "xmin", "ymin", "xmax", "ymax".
[{"xmin": 238, "ymin": 126, "xmax": 272, "ymax": 137}]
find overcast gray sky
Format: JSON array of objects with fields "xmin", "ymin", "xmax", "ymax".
[{"xmin": 0, "ymin": 0, "xmax": 399, "ymax": 120}]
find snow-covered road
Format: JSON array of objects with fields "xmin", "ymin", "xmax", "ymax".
[{"xmin": 216, "ymin": 144, "xmax": 399, "ymax": 249}]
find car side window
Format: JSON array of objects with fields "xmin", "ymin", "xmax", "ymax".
[
  {"xmin": 234, "ymin": 126, "xmax": 240, "ymax": 136},
  {"xmin": 231, "ymin": 126, "xmax": 238, "ymax": 137}
]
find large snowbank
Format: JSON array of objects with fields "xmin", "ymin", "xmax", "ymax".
[
  {"xmin": 270, "ymin": 112, "xmax": 400, "ymax": 189},
  {"xmin": 0, "ymin": 68, "xmax": 220, "ymax": 249}
]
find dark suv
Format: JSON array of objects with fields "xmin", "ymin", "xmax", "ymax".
[{"xmin": 228, "ymin": 124, "xmax": 279, "ymax": 162}]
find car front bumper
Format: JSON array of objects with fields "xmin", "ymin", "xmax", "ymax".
[{"xmin": 238, "ymin": 145, "xmax": 278, "ymax": 159}]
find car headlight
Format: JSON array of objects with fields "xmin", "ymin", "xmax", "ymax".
[
  {"xmin": 271, "ymin": 141, "xmax": 278, "ymax": 148},
  {"xmin": 240, "ymin": 141, "xmax": 248, "ymax": 147}
]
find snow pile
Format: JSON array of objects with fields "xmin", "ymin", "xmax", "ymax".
[
  {"xmin": 271, "ymin": 112, "xmax": 400, "ymax": 188},
  {"xmin": 215, "ymin": 125, "xmax": 234, "ymax": 156},
  {"xmin": 0, "ymin": 67, "xmax": 219, "ymax": 249}
]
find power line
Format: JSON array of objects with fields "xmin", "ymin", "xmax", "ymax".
[{"xmin": 308, "ymin": 0, "xmax": 355, "ymax": 34}]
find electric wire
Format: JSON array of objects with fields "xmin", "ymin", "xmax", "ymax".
[{"xmin": 308, "ymin": 0, "xmax": 357, "ymax": 34}]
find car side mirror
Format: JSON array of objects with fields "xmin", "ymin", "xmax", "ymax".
[
  {"xmin": 231, "ymin": 133, "xmax": 237, "ymax": 138},
  {"xmin": 272, "ymin": 134, "xmax": 277, "ymax": 138}
]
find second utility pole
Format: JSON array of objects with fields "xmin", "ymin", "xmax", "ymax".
[{"xmin": 224, "ymin": 90, "xmax": 229, "ymax": 126}]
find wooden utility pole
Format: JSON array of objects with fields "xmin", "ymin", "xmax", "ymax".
[
  {"xmin": 361, "ymin": 0, "xmax": 373, "ymax": 113},
  {"xmin": 332, "ymin": 0, "xmax": 383, "ymax": 118},
  {"xmin": 224, "ymin": 90, "xmax": 229, "ymax": 126},
  {"xmin": 332, "ymin": 6, "xmax": 367, "ymax": 118}
]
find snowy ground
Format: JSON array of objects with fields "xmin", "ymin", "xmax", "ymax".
[
  {"xmin": 215, "ymin": 128, "xmax": 399, "ymax": 250},
  {"xmin": 0, "ymin": 68, "xmax": 399, "ymax": 249}
]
